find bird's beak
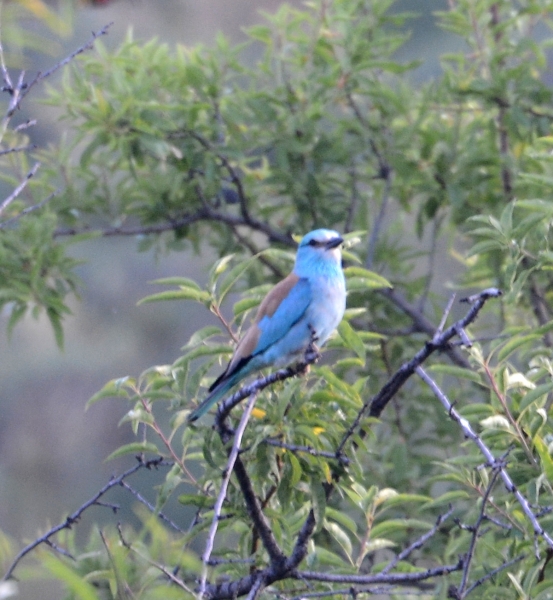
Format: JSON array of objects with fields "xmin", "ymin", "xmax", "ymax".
[{"xmin": 325, "ymin": 236, "xmax": 344, "ymax": 250}]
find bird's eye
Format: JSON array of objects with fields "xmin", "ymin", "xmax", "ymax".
[{"xmin": 308, "ymin": 239, "xmax": 319, "ymax": 247}]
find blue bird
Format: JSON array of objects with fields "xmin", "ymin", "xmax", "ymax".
[{"xmin": 187, "ymin": 229, "xmax": 346, "ymax": 423}]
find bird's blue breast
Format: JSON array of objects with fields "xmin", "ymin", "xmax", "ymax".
[{"xmin": 254, "ymin": 267, "xmax": 345, "ymax": 369}]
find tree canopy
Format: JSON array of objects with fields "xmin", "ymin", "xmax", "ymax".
[{"xmin": 2, "ymin": 1, "xmax": 553, "ymax": 599}]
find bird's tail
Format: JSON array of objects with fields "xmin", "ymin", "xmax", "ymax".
[{"xmin": 187, "ymin": 375, "xmax": 238, "ymax": 423}]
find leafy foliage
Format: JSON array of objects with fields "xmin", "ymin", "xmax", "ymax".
[{"xmin": 3, "ymin": 0, "xmax": 553, "ymax": 598}]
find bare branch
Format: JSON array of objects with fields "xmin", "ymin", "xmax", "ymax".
[
  {"xmin": 337, "ymin": 288, "xmax": 502, "ymax": 455},
  {"xmin": 0, "ymin": 188, "xmax": 58, "ymax": 229},
  {"xmin": 214, "ymin": 345, "xmax": 321, "ymax": 422},
  {"xmin": 461, "ymin": 553, "xmax": 526, "ymax": 598},
  {"xmin": 0, "ymin": 144, "xmax": 36, "ymax": 156},
  {"xmin": 18, "ymin": 23, "xmax": 114, "ymax": 108},
  {"xmin": 381, "ymin": 506, "xmax": 454, "ymax": 575},
  {"xmin": 0, "ymin": 162, "xmax": 40, "ymax": 217},
  {"xmin": 366, "ymin": 171, "xmax": 392, "ymax": 270},
  {"xmin": 2, "ymin": 457, "xmax": 170, "ymax": 581},
  {"xmin": 295, "ymin": 562, "xmax": 464, "ymax": 585},
  {"xmin": 116, "ymin": 525, "xmax": 193, "ymax": 593},
  {"xmin": 199, "ymin": 390, "xmax": 260, "ymax": 597},
  {"xmin": 263, "ymin": 438, "xmax": 350, "ymax": 466},
  {"xmin": 457, "ymin": 467, "xmax": 502, "ymax": 597},
  {"xmin": 416, "ymin": 365, "xmax": 553, "ymax": 551},
  {"xmin": 379, "ymin": 287, "xmax": 471, "ymax": 368},
  {"xmin": 119, "ymin": 480, "xmax": 186, "ymax": 534},
  {"xmin": 54, "ymin": 204, "xmax": 293, "ymax": 247}
]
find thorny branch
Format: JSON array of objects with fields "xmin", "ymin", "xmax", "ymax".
[
  {"xmin": 189, "ymin": 290, "xmax": 501, "ymax": 599},
  {"xmin": 0, "ymin": 188, "xmax": 58, "ymax": 229},
  {"xmin": 337, "ymin": 287, "xmax": 502, "ymax": 455},
  {"xmin": 5, "ymin": 288, "xmax": 531, "ymax": 600},
  {"xmin": 0, "ymin": 161, "xmax": 40, "ymax": 217},
  {"xmin": 0, "ymin": 23, "xmax": 113, "ymax": 224},
  {"xmin": 0, "ymin": 22, "xmax": 113, "ymax": 124},
  {"xmin": 2, "ymin": 457, "xmax": 171, "ymax": 582},
  {"xmin": 417, "ymin": 365, "xmax": 553, "ymax": 551}
]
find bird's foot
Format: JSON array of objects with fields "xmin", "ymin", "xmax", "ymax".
[{"xmin": 305, "ymin": 325, "xmax": 322, "ymax": 364}]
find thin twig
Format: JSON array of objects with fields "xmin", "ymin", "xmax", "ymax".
[
  {"xmin": 366, "ymin": 172, "xmax": 391, "ymax": 270},
  {"xmin": 0, "ymin": 188, "xmax": 58, "ymax": 229},
  {"xmin": 463, "ymin": 553, "xmax": 526, "ymax": 597},
  {"xmin": 295, "ymin": 562, "xmax": 463, "ymax": 585},
  {"xmin": 457, "ymin": 468, "xmax": 502, "ymax": 597},
  {"xmin": 0, "ymin": 144, "xmax": 36, "ymax": 156},
  {"xmin": 416, "ymin": 365, "xmax": 553, "ymax": 551},
  {"xmin": 433, "ymin": 293, "xmax": 456, "ymax": 342},
  {"xmin": 337, "ymin": 288, "xmax": 502, "ymax": 455},
  {"xmin": 116, "ymin": 524, "xmax": 192, "ymax": 592},
  {"xmin": 2, "ymin": 457, "xmax": 169, "ymax": 581},
  {"xmin": 379, "ymin": 287, "xmax": 471, "ymax": 368},
  {"xmin": 215, "ymin": 346, "xmax": 321, "ymax": 422},
  {"xmin": 119, "ymin": 480, "xmax": 185, "ymax": 533},
  {"xmin": 263, "ymin": 438, "xmax": 350, "ymax": 465},
  {"xmin": 381, "ymin": 506, "xmax": 454, "ymax": 575},
  {"xmin": 199, "ymin": 391, "xmax": 260, "ymax": 598},
  {"xmin": 18, "ymin": 23, "xmax": 114, "ymax": 109},
  {"xmin": 0, "ymin": 162, "xmax": 40, "ymax": 216}
]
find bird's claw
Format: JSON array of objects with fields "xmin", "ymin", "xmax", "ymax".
[{"xmin": 305, "ymin": 324, "xmax": 322, "ymax": 363}]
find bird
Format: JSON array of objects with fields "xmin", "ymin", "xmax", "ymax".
[{"xmin": 187, "ymin": 228, "xmax": 346, "ymax": 423}]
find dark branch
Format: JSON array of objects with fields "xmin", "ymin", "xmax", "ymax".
[
  {"xmin": 2, "ymin": 457, "xmax": 169, "ymax": 581},
  {"xmin": 337, "ymin": 288, "xmax": 502, "ymax": 455}
]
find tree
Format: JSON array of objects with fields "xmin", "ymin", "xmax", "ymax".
[{"xmin": 2, "ymin": 0, "xmax": 553, "ymax": 598}]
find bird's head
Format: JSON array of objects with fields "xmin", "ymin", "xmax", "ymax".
[{"xmin": 294, "ymin": 229, "xmax": 344, "ymax": 275}]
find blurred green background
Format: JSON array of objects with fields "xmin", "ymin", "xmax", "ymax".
[{"xmin": 0, "ymin": 0, "xmax": 448, "ymax": 596}]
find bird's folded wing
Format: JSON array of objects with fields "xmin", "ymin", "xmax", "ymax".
[
  {"xmin": 213, "ymin": 274, "xmax": 312, "ymax": 388},
  {"xmin": 255, "ymin": 276, "xmax": 311, "ymax": 354}
]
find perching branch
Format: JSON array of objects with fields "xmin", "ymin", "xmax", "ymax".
[{"xmin": 194, "ymin": 292, "xmax": 504, "ymax": 599}]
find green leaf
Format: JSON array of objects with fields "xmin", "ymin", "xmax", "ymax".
[
  {"xmin": 86, "ymin": 377, "xmax": 134, "ymax": 408},
  {"xmin": 105, "ymin": 442, "xmax": 160, "ymax": 461},
  {"xmin": 338, "ymin": 320, "xmax": 366, "ymax": 363},
  {"xmin": 344, "ymin": 267, "xmax": 392, "ymax": 290},
  {"xmin": 519, "ymin": 382, "xmax": 553, "ymax": 414},
  {"xmin": 311, "ymin": 546, "xmax": 348, "ymax": 568},
  {"xmin": 534, "ymin": 435, "xmax": 553, "ymax": 483},
  {"xmin": 137, "ymin": 289, "xmax": 210, "ymax": 305},
  {"xmin": 183, "ymin": 325, "xmax": 223, "ymax": 349},
  {"xmin": 370, "ymin": 519, "xmax": 430, "ymax": 539},
  {"xmin": 178, "ymin": 493, "xmax": 212, "ymax": 508},
  {"xmin": 427, "ymin": 364, "xmax": 484, "ymax": 385},
  {"xmin": 209, "ymin": 254, "xmax": 235, "ymax": 286},
  {"xmin": 326, "ymin": 507, "xmax": 358, "ymax": 534},
  {"xmin": 310, "ymin": 478, "xmax": 327, "ymax": 533},
  {"xmin": 535, "ymin": 320, "xmax": 553, "ymax": 336},
  {"xmin": 287, "ymin": 452, "xmax": 303, "ymax": 488},
  {"xmin": 316, "ymin": 367, "xmax": 362, "ymax": 406},
  {"xmin": 422, "ymin": 490, "xmax": 471, "ymax": 509},
  {"xmin": 465, "ymin": 240, "xmax": 504, "ymax": 257},
  {"xmin": 217, "ymin": 258, "xmax": 258, "ymax": 304},
  {"xmin": 233, "ymin": 296, "xmax": 261, "ymax": 317},
  {"xmin": 41, "ymin": 555, "xmax": 100, "ymax": 600},
  {"xmin": 324, "ymin": 521, "xmax": 353, "ymax": 563},
  {"xmin": 497, "ymin": 334, "xmax": 541, "ymax": 363},
  {"xmin": 150, "ymin": 277, "xmax": 202, "ymax": 289}
]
